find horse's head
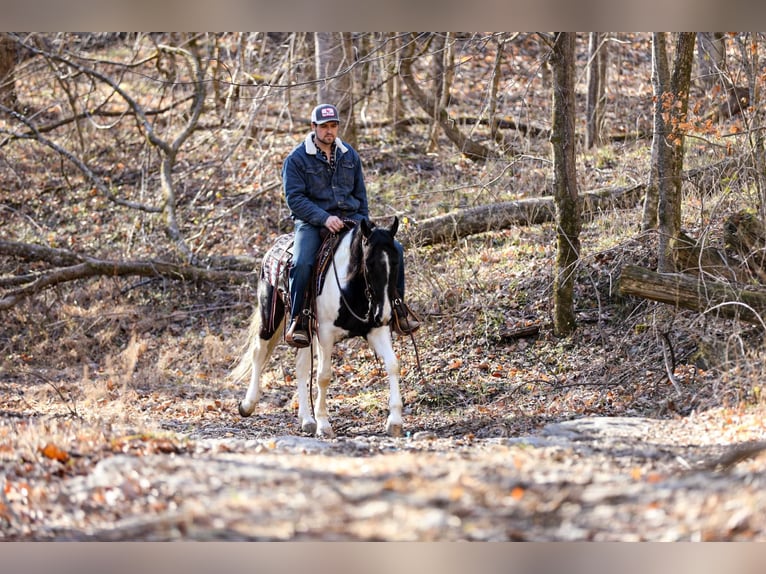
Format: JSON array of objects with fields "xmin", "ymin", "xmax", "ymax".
[
  {"xmin": 350, "ymin": 217, "xmax": 400, "ymax": 325},
  {"xmin": 360, "ymin": 216, "xmax": 398, "ymax": 240}
]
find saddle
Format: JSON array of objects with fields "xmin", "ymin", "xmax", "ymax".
[{"xmin": 260, "ymin": 220, "xmax": 358, "ymax": 334}]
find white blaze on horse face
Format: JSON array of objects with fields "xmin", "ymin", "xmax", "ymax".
[{"xmin": 378, "ymin": 252, "xmax": 393, "ymax": 324}]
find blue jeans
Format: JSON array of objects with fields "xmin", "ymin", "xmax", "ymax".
[{"xmin": 288, "ymin": 218, "xmax": 407, "ymax": 321}]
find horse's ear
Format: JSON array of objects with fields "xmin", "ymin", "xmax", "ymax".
[
  {"xmin": 360, "ymin": 217, "xmax": 373, "ymax": 238},
  {"xmin": 388, "ymin": 216, "xmax": 399, "ymax": 237}
]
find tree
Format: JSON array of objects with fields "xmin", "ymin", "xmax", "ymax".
[
  {"xmin": 0, "ymin": 33, "xmax": 17, "ymax": 110},
  {"xmin": 733, "ymin": 33, "xmax": 766, "ymax": 219},
  {"xmin": 585, "ymin": 33, "xmax": 608, "ymax": 149},
  {"xmin": 315, "ymin": 32, "xmax": 357, "ymax": 146},
  {"xmin": 650, "ymin": 33, "xmax": 696, "ymax": 272},
  {"xmin": 398, "ymin": 32, "xmax": 496, "ymax": 161},
  {"xmin": 641, "ymin": 33, "xmax": 669, "ymax": 232},
  {"xmin": 697, "ymin": 32, "xmax": 726, "ymax": 91},
  {"xmin": 549, "ymin": 32, "xmax": 581, "ymax": 336},
  {"xmin": 425, "ymin": 33, "xmax": 454, "ymax": 152}
]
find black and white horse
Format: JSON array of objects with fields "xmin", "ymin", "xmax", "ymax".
[{"xmin": 232, "ymin": 217, "xmax": 403, "ymax": 438}]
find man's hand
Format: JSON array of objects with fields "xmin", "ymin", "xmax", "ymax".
[{"xmin": 324, "ymin": 215, "xmax": 345, "ymax": 234}]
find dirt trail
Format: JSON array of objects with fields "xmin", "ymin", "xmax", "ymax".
[{"xmin": 4, "ymin": 411, "xmax": 765, "ymax": 541}]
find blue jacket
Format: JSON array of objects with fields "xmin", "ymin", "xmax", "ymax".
[{"xmin": 282, "ymin": 133, "xmax": 369, "ymax": 227}]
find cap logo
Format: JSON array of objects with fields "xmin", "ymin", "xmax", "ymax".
[{"xmin": 321, "ymin": 108, "xmax": 335, "ymax": 118}]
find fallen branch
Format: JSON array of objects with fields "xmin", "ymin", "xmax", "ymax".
[
  {"xmin": 618, "ymin": 264, "xmax": 766, "ymax": 326},
  {"xmin": 0, "ymin": 239, "xmax": 254, "ymax": 310}
]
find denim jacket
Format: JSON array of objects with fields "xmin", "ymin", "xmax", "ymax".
[{"xmin": 282, "ymin": 132, "xmax": 369, "ymax": 227}]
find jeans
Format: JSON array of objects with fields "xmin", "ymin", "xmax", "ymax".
[{"xmin": 288, "ymin": 218, "xmax": 407, "ymax": 321}]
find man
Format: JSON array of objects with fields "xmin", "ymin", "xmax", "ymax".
[{"xmin": 282, "ymin": 103, "xmax": 420, "ymax": 348}]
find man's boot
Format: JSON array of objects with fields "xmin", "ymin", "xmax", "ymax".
[
  {"xmin": 391, "ymin": 297, "xmax": 420, "ymax": 335},
  {"xmin": 285, "ymin": 309, "xmax": 311, "ymax": 348}
]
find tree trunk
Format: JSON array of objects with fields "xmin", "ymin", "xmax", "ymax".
[
  {"xmin": 642, "ymin": 33, "xmax": 669, "ymax": 232},
  {"xmin": 314, "ymin": 32, "xmax": 357, "ymax": 146},
  {"xmin": 550, "ymin": 32, "xmax": 581, "ymax": 336},
  {"xmin": 618, "ymin": 265, "xmax": 766, "ymax": 326},
  {"xmin": 426, "ymin": 33, "xmax": 454, "ymax": 153},
  {"xmin": 585, "ymin": 32, "xmax": 608, "ymax": 149},
  {"xmin": 734, "ymin": 34, "xmax": 766, "ymax": 219},
  {"xmin": 697, "ymin": 32, "xmax": 726, "ymax": 91},
  {"xmin": 0, "ymin": 33, "xmax": 17, "ymax": 110},
  {"xmin": 651, "ymin": 32, "xmax": 695, "ymax": 272}
]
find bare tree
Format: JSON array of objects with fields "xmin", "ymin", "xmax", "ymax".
[
  {"xmin": 549, "ymin": 32, "xmax": 581, "ymax": 336},
  {"xmin": 697, "ymin": 32, "xmax": 726, "ymax": 90},
  {"xmin": 0, "ymin": 33, "xmax": 17, "ymax": 110},
  {"xmin": 641, "ymin": 32, "xmax": 670, "ymax": 232},
  {"xmin": 585, "ymin": 33, "xmax": 608, "ymax": 149},
  {"xmin": 733, "ymin": 33, "xmax": 766, "ymax": 219},
  {"xmin": 398, "ymin": 33, "xmax": 495, "ymax": 161},
  {"xmin": 315, "ymin": 32, "xmax": 357, "ymax": 146},
  {"xmin": 652, "ymin": 33, "xmax": 695, "ymax": 272}
]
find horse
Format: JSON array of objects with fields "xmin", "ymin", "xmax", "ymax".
[{"xmin": 231, "ymin": 216, "xmax": 404, "ymax": 438}]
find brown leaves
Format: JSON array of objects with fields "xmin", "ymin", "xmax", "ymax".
[{"xmin": 39, "ymin": 442, "xmax": 70, "ymax": 463}]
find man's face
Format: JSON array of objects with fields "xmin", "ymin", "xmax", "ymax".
[{"xmin": 313, "ymin": 121, "xmax": 339, "ymax": 146}]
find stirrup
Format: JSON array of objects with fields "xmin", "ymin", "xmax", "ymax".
[
  {"xmin": 391, "ymin": 298, "xmax": 420, "ymax": 335},
  {"xmin": 285, "ymin": 309, "xmax": 312, "ymax": 348}
]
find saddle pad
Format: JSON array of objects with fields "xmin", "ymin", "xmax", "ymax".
[
  {"xmin": 261, "ymin": 233, "xmax": 294, "ymax": 296},
  {"xmin": 260, "ymin": 220, "xmax": 358, "ymax": 307}
]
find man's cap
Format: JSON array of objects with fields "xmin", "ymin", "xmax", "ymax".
[{"xmin": 311, "ymin": 104, "xmax": 340, "ymax": 125}]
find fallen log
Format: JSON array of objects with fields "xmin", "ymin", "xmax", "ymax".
[
  {"xmin": 618, "ymin": 264, "xmax": 766, "ymax": 326},
  {"xmin": 402, "ymin": 183, "xmax": 646, "ymax": 248}
]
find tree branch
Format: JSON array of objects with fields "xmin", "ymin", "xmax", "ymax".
[{"xmin": 0, "ymin": 240, "xmax": 255, "ymax": 311}]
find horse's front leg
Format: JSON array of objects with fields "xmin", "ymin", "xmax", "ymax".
[
  {"xmin": 367, "ymin": 328, "xmax": 402, "ymax": 437},
  {"xmin": 295, "ymin": 347, "xmax": 317, "ymax": 435},
  {"xmin": 313, "ymin": 336, "xmax": 335, "ymax": 438}
]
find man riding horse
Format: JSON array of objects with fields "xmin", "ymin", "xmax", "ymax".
[{"xmin": 282, "ymin": 103, "xmax": 420, "ymax": 347}]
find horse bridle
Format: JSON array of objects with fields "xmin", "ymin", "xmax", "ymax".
[{"xmin": 330, "ymin": 242, "xmax": 375, "ymax": 324}]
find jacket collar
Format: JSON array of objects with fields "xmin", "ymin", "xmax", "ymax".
[{"xmin": 304, "ymin": 132, "xmax": 348, "ymax": 156}]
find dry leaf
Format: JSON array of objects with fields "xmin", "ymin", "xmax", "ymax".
[{"xmin": 40, "ymin": 442, "xmax": 70, "ymax": 463}]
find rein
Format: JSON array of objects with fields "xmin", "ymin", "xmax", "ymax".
[{"xmin": 331, "ymin": 247, "xmax": 373, "ymax": 323}]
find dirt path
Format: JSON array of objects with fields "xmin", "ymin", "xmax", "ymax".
[{"xmin": 4, "ymin": 409, "xmax": 766, "ymax": 541}]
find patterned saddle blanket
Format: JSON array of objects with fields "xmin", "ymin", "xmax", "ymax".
[{"xmin": 260, "ymin": 220, "xmax": 357, "ymax": 312}]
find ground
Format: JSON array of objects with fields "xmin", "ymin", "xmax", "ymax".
[{"xmin": 3, "ymin": 224, "xmax": 766, "ymax": 540}]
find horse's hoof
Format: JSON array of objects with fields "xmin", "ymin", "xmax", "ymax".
[
  {"xmin": 238, "ymin": 402, "xmax": 253, "ymax": 418},
  {"xmin": 387, "ymin": 424, "xmax": 403, "ymax": 437},
  {"xmin": 317, "ymin": 427, "xmax": 335, "ymax": 439},
  {"xmin": 301, "ymin": 421, "xmax": 317, "ymax": 435}
]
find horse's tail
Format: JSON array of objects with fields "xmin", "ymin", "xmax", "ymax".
[{"xmin": 229, "ymin": 299, "xmax": 263, "ymax": 383}]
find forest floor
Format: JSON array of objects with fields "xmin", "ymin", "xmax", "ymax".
[
  {"xmin": 3, "ymin": 33, "xmax": 766, "ymax": 541},
  {"xmin": 3, "ymin": 217, "xmax": 766, "ymax": 541}
]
